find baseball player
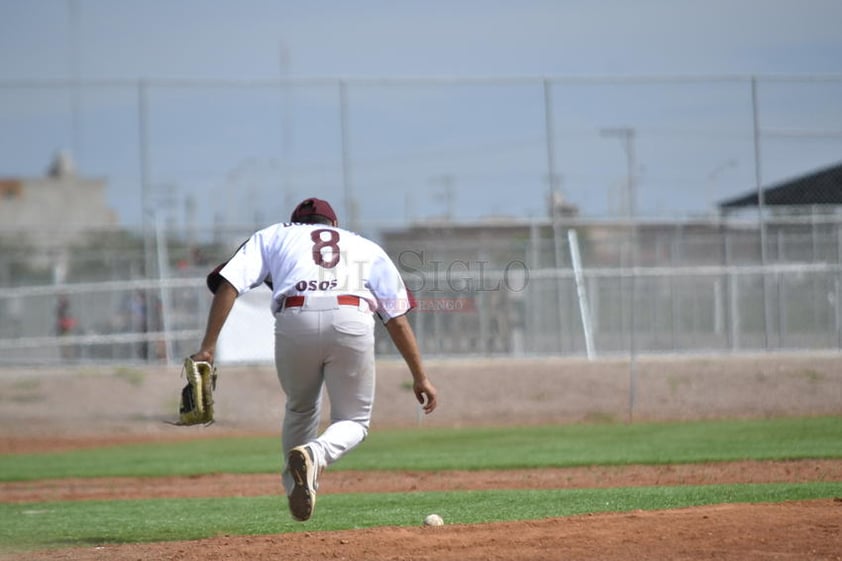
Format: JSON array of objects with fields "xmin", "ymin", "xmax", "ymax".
[{"xmin": 190, "ymin": 197, "xmax": 438, "ymax": 521}]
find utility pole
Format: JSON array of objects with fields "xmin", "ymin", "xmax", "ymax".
[
  {"xmin": 279, "ymin": 40, "xmax": 293, "ymax": 213},
  {"xmin": 338, "ymin": 81, "xmax": 357, "ymax": 231},
  {"xmin": 430, "ymin": 174, "xmax": 455, "ymax": 221},
  {"xmin": 67, "ymin": 0, "xmax": 82, "ymax": 161},
  {"xmin": 601, "ymin": 126, "xmax": 639, "ymax": 420},
  {"xmin": 600, "ymin": 127, "xmax": 637, "ymax": 220}
]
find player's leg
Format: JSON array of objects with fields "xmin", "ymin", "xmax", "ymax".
[
  {"xmin": 315, "ymin": 306, "xmax": 376, "ymax": 468},
  {"xmin": 274, "ymin": 310, "xmax": 325, "ymax": 496}
]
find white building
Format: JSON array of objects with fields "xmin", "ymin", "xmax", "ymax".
[{"xmin": 0, "ymin": 151, "xmax": 118, "ymax": 278}]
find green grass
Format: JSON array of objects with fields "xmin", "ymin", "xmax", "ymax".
[
  {"xmin": 1, "ymin": 416, "xmax": 840, "ymax": 481},
  {"xmin": 1, "ymin": 483, "xmax": 840, "ymax": 549}
]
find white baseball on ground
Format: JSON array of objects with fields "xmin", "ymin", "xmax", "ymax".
[{"xmin": 423, "ymin": 513, "xmax": 444, "ymax": 526}]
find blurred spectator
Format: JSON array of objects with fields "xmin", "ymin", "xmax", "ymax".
[
  {"xmin": 56, "ymin": 295, "xmax": 77, "ymax": 335},
  {"xmin": 127, "ymin": 290, "xmax": 148, "ymax": 359},
  {"xmin": 56, "ymin": 295, "xmax": 78, "ymax": 359}
]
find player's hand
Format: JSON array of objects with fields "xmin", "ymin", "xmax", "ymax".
[
  {"xmin": 414, "ymin": 378, "xmax": 437, "ymax": 414},
  {"xmin": 190, "ymin": 349, "xmax": 215, "ymax": 365}
]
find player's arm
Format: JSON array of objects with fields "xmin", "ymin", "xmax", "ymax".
[
  {"xmin": 384, "ymin": 315, "xmax": 437, "ymax": 414},
  {"xmin": 191, "ymin": 279, "xmax": 238, "ymax": 365}
]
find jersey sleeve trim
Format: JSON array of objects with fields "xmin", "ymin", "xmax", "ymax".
[{"xmin": 206, "ymin": 262, "xmax": 228, "ymax": 294}]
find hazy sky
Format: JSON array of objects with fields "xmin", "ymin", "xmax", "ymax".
[
  {"xmin": 1, "ymin": 0, "xmax": 842, "ymax": 229},
  {"xmin": 3, "ymin": 0, "xmax": 842, "ymax": 78}
]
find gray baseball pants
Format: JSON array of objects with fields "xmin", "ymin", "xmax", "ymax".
[{"xmin": 274, "ymin": 296, "xmax": 376, "ymax": 495}]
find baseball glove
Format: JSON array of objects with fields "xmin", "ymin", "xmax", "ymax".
[{"xmin": 177, "ymin": 357, "xmax": 217, "ymax": 426}]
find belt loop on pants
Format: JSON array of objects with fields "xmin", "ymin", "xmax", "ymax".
[{"xmin": 281, "ymin": 294, "xmax": 363, "ymax": 310}]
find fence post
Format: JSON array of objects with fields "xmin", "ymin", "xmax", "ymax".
[{"xmin": 568, "ymin": 229, "xmax": 595, "ymax": 359}]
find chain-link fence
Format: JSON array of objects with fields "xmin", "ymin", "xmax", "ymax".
[
  {"xmin": 1, "ymin": 75, "xmax": 841, "ymax": 364},
  {"xmin": 3, "ymin": 75, "xmax": 841, "ymax": 229},
  {"xmin": 2, "ymin": 213, "xmax": 842, "ymax": 365}
]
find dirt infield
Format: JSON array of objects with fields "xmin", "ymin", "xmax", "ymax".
[
  {"xmin": 1, "ymin": 354, "xmax": 841, "ymax": 560},
  {"xmin": 2, "ymin": 460, "xmax": 842, "ymax": 504},
  {"xmin": 7, "ymin": 500, "xmax": 838, "ymax": 561}
]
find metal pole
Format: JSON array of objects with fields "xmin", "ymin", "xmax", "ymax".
[
  {"xmin": 551, "ymin": 219, "xmax": 566, "ymax": 353},
  {"xmin": 600, "ymin": 127, "xmax": 636, "ymax": 220},
  {"xmin": 543, "ymin": 79, "xmax": 566, "ymax": 353},
  {"xmin": 600, "ymin": 126, "xmax": 638, "ymax": 421},
  {"xmin": 625, "ymin": 132, "xmax": 636, "ymax": 220},
  {"xmin": 139, "ymin": 81, "xmax": 150, "ymax": 232},
  {"xmin": 728, "ymin": 248, "xmax": 741, "ymax": 351},
  {"xmin": 751, "ymin": 76, "xmax": 771, "ymax": 349},
  {"xmin": 279, "ymin": 41, "xmax": 293, "ymax": 208},
  {"xmin": 837, "ymin": 223, "xmax": 842, "ymax": 349},
  {"xmin": 543, "ymin": 79, "xmax": 559, "ymax": 205},
  {"xmin": 138, "ymin": 80, "xmax": 155, "ymax": 361},
  {"xmin": 430, "ymin": 174, "xmax": 455, "ymax": 220},
  {"xmin": 568, "ymin": 229, "xmax": 595, "ymax": 359},
  {"xmin": 528, "ymin": 220, "xmax": 540, "ymax": 353},
  {"xmin": 627, "ymin": 245, "xmax": 638, "ymax": 423},
  {"xmin": 67, "ymin": 0, "xmax": 82, "ymax": 161},
  {"xmin": 155, "ymin": 211, "xmax": 174, "ymax": 365},
  {"xmin": 339, "ymin": 81, "xmax": 355, "ymax": 230}
]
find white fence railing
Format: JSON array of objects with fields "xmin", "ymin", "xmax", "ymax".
[{"xmin": 2, "ymin": 262, "xmax": 840, "ymax": 365}]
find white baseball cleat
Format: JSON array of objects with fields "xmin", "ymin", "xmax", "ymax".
[{"xmin": 287, "ymin": 445, "xmax": 317, "ymax": 521}]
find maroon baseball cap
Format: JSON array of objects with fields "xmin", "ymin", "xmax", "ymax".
[{"xmin": 290, "ymin": 197, "xmax": 337, "ymax": 224}]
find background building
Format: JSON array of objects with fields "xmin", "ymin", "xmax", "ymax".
[{"xmin": 0, "ymin": 151, "xmax": 118, "ymax": 281}]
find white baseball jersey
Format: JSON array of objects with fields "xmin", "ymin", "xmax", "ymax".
[{"xmin": 218, "ymin": 222, "xmax": 413, "ymax": 320}]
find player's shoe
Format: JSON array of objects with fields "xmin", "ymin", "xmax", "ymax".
[{"xmin": 287, "ymin": 445, "xmax": 318, "ymax": 521}]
